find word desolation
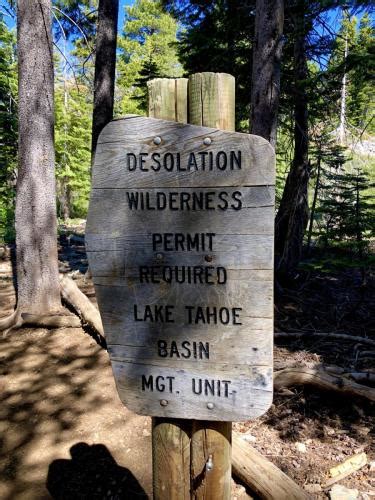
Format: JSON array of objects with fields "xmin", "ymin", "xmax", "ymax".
[{"xmin": 125, "ymin": 150, "xmax": 242, "ymax": 172}]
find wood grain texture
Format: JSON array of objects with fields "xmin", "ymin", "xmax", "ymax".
[
  {"xmin": 152, "ymin": 417, "xmax": 191, "ymax": 500},
  {"xmin": 191, "ymin": 421, "xmax": 232, "ymax": 499},
  {"xmin": 189, "ymin": 73, "xmax": 235, "ymax": 132},
  {"xmin": 232, "ymin": 434, "xmax": 310, "ymax": 500},
  {"xmin": 148, "ymin": 80, "xmax": 192, "ymax": 500},
  {"xmin": 148, "ymin": 78, "xmax": 188, "ymax": 124},
  {"xmin": 112, "ymin": 362, "xmax": 272, "ymax": 421},
  {"xmin": 86, "ymin": 234, "xmax": 274, "ymax": 274},
  {"xmin": 86, "ymin": 95, "xmax": 275, "ymax": 422},
  {"xmin": 92, "ymin": 116, "xmax": 275, "ymax": 188},
  {"xmin": 86, "ymin": 188, "xmax": 274, "ymax": 237}
]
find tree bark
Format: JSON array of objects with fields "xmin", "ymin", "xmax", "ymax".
[
  {"xmin": 250, "ymin": 0, "xmax": 284, "ymax": 148},
  {"xmin": 91, "ymin": 0, "xmax": 119, "ymax": 163},
  {"xmin": 306, "ymin": 156, "xmax": 321, "ymax": 254},
  {"xmin": 275, "ymin": 0, "xmax": 309, "ymax": 275},
  {"xmin": 16, "ymin": 0, "xmax": 61, "ymax": 314}
]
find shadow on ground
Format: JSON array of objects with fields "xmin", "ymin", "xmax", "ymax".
[
  {"xmin": 47, "ymin": 442, "xmax": 146, "ymax": 499},
  {"xmin": 0, "ymin": 319, "xmax": 151, "ymax": 499}
]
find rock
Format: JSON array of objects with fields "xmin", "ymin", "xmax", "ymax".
[
  {"xmin": 295, "ymin": 442, "xmax": 307, "ymax": 453},
  {"xmin": 329, "ymin": 484, "xmax": 359, "ymax": 500},
  {"xmin": 369, "ymin": 461, "xmax": 375, "ymax": 472},
  {"xmin": 242, "ymin": 434, "xmax": 256, "ymax": 443},
  {"xmin": 142, "ymin": 429, "xmax": 151, "ymax": 437},
  {"xmin": 324, "ymin": 425, "xmax": 336, "ymax": 436},
  {"xmin": 305, "ymin": 484, "xmax": 322, "ymax": 494}
]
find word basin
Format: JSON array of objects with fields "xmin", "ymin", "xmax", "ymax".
[{"xmin": 86, "ymin": 115, "xmax": 275, "ymax": 421}]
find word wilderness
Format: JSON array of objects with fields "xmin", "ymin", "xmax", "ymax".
[{"xmin": 86, "ymin": 116, "xmax": 275, "ymax": 421}]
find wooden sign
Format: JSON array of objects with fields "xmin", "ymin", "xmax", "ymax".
[{"xmin": 86, "ymin": 115, "xmax": 275, "ymax": 421}]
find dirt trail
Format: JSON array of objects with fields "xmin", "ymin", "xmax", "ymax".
[
  {"xmin": 0, "ymin": 278, "xmax": 152, "ymax": 499},
  {"xmin": 1, "ymin": 235, "xmax": 374, "ymax": 499}
]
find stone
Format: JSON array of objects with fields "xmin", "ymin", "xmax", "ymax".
[
  {"xmin": 242, "ymin": 434, "xmax": 257, "ymax": 443},
  {"xmin": 295, "ymin": 442, "xmax": 307, "ymax": 453},
  {"xmin": 305, "ymin": 484, "xmax": 322, "ymax": 494},
  {"xmin": 329, "ymin": 484, "xmax": 359, "ymax": 500}
]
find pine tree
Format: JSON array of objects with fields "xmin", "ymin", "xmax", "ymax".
[
  {"xmin": 0, "ymin": 16, "xmax": 17, "ymax": 243},
  {"xmin": 132, "ymin": 54, "xmax": 162, "ymax": 112},
  {"xmin": 117, "ymin": 0, "xmax": 182, "ymax": 115},
  {"xmin": 346, "ymin": 14, "xmax": 375, "ymax": 135},
  {"xmin": 315, "ymin": 163, "xmax": 374, "ymax": 255},
  {"xmin": 55, "ymin": 81, "xmax": 92, "ymax": 220}
]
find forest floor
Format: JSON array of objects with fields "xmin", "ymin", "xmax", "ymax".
[{"xmin": 0, "ymin": 224, "xmax": 374, "ymax": 499}]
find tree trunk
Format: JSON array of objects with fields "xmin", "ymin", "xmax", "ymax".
[
  {"xmin": 275, "ymin": 1, "xmax": 309, "ymax": 276},
  {"xmin": 16, "ymin": 0, "xmax": 61, "ymax": 314},
  {"xmin": 339, "ymin": 23, "xmax": 348, "ymax": 145},
  {"xmin": 250, "ymin": 0, "xmax": 284, "ymax": 148},
  {"xmin": 91, "ymin": 0, "xmax": 119, "ymax": 163},
  {"xmin": 306, "ymin": 156, "xmax": 321, "ymax": 254}
]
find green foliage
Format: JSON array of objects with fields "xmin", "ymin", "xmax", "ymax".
[
  {"xmin": 346, "ymin": 14, "xmax": 375, "ymax": 134},
  {"xmin": 313, "ymin": 162, "xmax": 374, "ymax": 254},
  {"xmin": 117, "ymin": 0, "xmax": 183, "ymax": 115},
  {"xmin": 162, "ymin": 0, "xmax": 255, "ymax": 130},
  {"xmin": 327, "ymin": 11, "xmax": 375, "ymax": 135},
  {"xmin": 0, "ymin": 17, "xmax": 17, "ymax": 243},
  {"xmin": 55, "ymin": 81, "xmax": 92, "ymax": 219}
]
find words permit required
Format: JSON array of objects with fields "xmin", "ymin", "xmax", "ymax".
[{"xmin": 86, "ymin": 116, "xmax": 276, "ymax": 421}]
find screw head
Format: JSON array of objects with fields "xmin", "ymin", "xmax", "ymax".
[
  {"xmin": 153, "ymin": 136, "xmax": 162, "ymax": 145},
  {"xmin": 156, "ymin": 253, "xmax": 163, "ymax": 261},
  {"xmin": 207, "ymin": 402, "xmax": 214, "ymax": 410},
  {"xmin": 204, "ymin": 255, "xmax": 213, "ymax": 262},
  {"xmin": 160, "ymin": 399, "xmax": 168, "ymax": 406},
  {"xmin": 203, "ymin": 137, "xmax": 212, "ymax": 145}
]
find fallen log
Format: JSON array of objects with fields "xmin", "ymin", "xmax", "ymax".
[
  {"xmin": 60, "ymin": 275, "xmax": 104, "ymax": 338},
  {"xmin": 21, "ymin": 313, "xmax": 81, "ymax": 328},
  {"xmin": 346, "ymin": 372, "xmax": 375, "ymax": 384},
  {"xmin": 275, "ymin": 331, "xmax": 375, "ymax": 348},
  {"xmin": 274, "ymin": 366, "xmax": 375, "ymax": 402},
  {"xmin": 232, "ymin": 433, "xmax": 310, "ymax": 500}
]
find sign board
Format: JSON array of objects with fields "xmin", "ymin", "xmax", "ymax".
[{"xmin": 86, "ymin": 116, "xmax": 275, "ymax": 421}]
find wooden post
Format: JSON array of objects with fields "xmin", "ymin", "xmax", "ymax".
[
  {"xmin": 188, "ymin": 72, "xmax": 234, "ymax": 500},
  {"xmin": 148, "ymin": 73, "xmax": 234, "ymax": 500},
  {"xmin": 152, "ymin": 418, "xmax": 191, "ymax": 499},
  {"xmin": 148, "ymin": 77, "xmax": 191, "ymax": 500},
  {"xmin": 148, "ymin": 78, "xmax": 188, "ymax": 123},
  {"xmin": 189, "ymin": 72, "xmax": 235, "ymax": 131}
]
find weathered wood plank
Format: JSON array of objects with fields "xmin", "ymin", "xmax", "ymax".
[
  {"xmin": 85, "ymin": 234, "xmax": 274, "ymax": 274},
  {"xmin": 94, "ymin": 274, "xmax": 273, "ymax": 321},
  {"xmin": 107, "ymin": 327, "xmax": 272, "ymax": 366},
  {"xmin": 86, "ymin": 188, "xmax": 274, "ymax": 237},
  {"xmin": 112, "ymin": 361, "xmax": 273, "ymax": 421},
  {"xmin": 86, "ymin": 114, "xmax": 275, "ymax": 422},
  {"xmin": 93, "ymin": 116, "xmax": 275, "ymax": 188}
]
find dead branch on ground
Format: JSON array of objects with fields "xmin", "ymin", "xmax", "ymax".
[{"xmin": 274, "ymin": 365, "xmax": 375, "ymax": 402}]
